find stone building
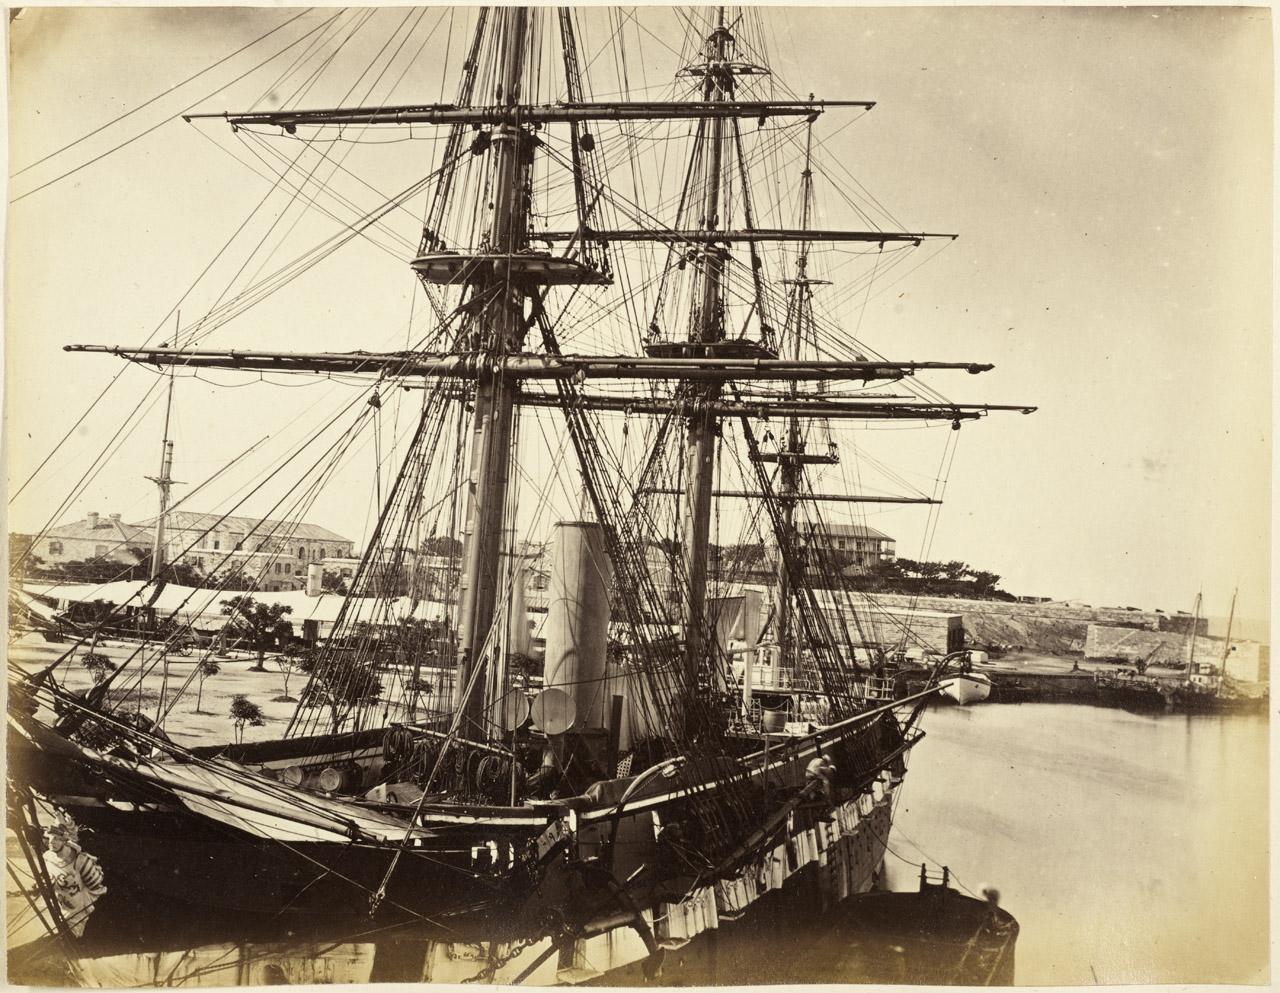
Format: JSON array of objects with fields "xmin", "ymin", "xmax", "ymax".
[
  {"xmin": 35, "ymin": 512, "xmax": 150, "ymax": 566},
  {"xmin": 136, "ymin": 511, "xmax": 354, "ymax": 593}
]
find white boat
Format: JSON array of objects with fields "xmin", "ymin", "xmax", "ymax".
[{"xmin": 941, "ymin": 671, "xmax": 993, "ymax": 705}]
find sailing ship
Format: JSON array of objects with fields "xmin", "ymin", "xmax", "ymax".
[
  {"xmin": 1091, "ymin": 592, "xmax": 1267, "ymax": 714},
  {"xmin": 1168, "ymin": 590, "xmax": 1267, "ymax": 713},
  {"xmin": 8, "ymin": 7, "xmax": 1033, "ymax": 980}
]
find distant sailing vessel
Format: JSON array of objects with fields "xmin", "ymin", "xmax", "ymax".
[
  {"xmin": 1168, "ymin": 590, "xmax": 1267, "ymax": 713},
  {"xmin": 9, "ymin": 6, "xmax": 1033, "ymax": 980}
]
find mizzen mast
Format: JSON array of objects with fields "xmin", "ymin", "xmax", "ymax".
[{"xmin": 774, "ymin": 116, "xmax": 829, "ymax": 674}]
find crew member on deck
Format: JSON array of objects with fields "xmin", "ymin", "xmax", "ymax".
[{"xmin": 805, "ymin": 751, "xmax": 837, "ymax": 804}]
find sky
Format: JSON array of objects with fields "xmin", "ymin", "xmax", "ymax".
[{"xmin": 4, "ymin": 5, "xmax": 1273, "ymax": 629}]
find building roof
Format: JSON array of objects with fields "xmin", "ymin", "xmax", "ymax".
[
  {"xmin": 45, "ymin": 516, "xmax": 152, "ymax": 545},
  {"xmin": 807, "ymin": 521, "xmax": 892, "ymax": 541},
  {"xmin": 134, "ymin": 511, "xmax": 352, "ymax": 544}
]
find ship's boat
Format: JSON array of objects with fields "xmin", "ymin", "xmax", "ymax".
[
  {"xmin": 940, "ymin": 671, "xmax": 993, "ymax": 706},
  {"xmin": 7, "ymin": 5, "xmax": 1034, "ymax": 974}
]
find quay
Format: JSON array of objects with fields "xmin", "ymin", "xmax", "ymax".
[{"xmin": 958, "ymin": 654, "xmax": 1268, "ymax": 710}]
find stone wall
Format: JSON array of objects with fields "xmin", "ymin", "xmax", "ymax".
[{"xmin": 1085, "ymin": 623, "xmax": 1269, "ymax": 682}]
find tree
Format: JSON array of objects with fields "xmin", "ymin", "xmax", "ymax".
[
  {"xmin": 229, "ymin": 694, "xmax": 266, "ymax": 743},
  {"xmin": 220, "ymin": 595, "xmax": 294, "ymax": 671},
  {"xmin": 969, "ymin": 570, "xmax": 1002, "ymax": 593},
  {"xmin": 420, "ymin": 535, "xmax": 462, "ymax": 557},
  {"xmin": 9, "ymin": 534, "xmax": 41, "ymax": 579},
  {"xmin": 32, "ymin": 547, "xmax": 205, "ymax": 586},
  {"xmin": 129, "ymin": 549, "xmax": 206, "ymax": 586},
  {"xmin": 273, "ymin": 652, "xmax": 304, "ymax": 703},
  {"xmin": 80, "ymin": 652, "xmax": 116, "ymax": 686},
  {"xmin": 40, "ymin": 555, "xmax": 138, "ymax": 584},
  {"xmin": 207, "ymin": 570, "xmax": 259, "ymax": 593},
  {"xmin": 296, "ymin": 649, "xmax": 382, "ymax": 734},
  {"xmin": 194, "ymin": 657, "xmax": 221, "ymax": 714},
  {"xmin": 321, "ymin": 569, "xmax": 349, "ymax": 595},
  {"xmin": 871, "ymin": 558, "xmax": 903, "ymax": 579}
]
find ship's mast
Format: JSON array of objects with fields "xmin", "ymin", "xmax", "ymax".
[
  {"xmin": 1185, "ymin": 590, "xmax": 1202, "ymax": 683},
  {"xmin": 681, "ymin": 7, "xmax": 732, "ymax": 699},
  {"xmin": 146, "ymin": 353, "xmax": 179, "ymax": 581},
  {"xmin": 776, "ymin": 118, "xmax": 820, "ymax": 673},
  {"xmin": 1217, "ymin": 587, "xmax": 1237, "ymax": 686},
  {"xmin": 86, "ymin": 6, "xmax": 1034, "ymax": 745},
  {"xmin": 454, "ymin": 6, "xmax": 532, "ymax": 736}
]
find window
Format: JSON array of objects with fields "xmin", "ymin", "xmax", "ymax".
[
  {"xmin": 273, "ymin": 562, "xmax": 281, "ymax": 574},
  {"xmin": 319, "ymin": 547, "xmax": 327, "ymax": 560},
  {"xmin": 298, "ymin": 546, "xmax": 306, "ymax": 559},
  {"xmin": 48, "ymin": 540, "xmax": 63, "ymax": 555},
  {"xmin": 231, "ymin": 532, "xmax": 244, "ymax": 550},
  {"xmin": 213, "ymin": 540, "xmax": 220, "ymax": 550}
]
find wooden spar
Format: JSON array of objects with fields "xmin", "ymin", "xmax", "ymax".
[
  {"xmin": 63, "ymin": 346, "xmax": 997, "ymax": 381},
  {"xmin": 454, "ymin": 6, "xmax": 530, "ymax": 738},
  {"xmin": 182, "ymin": 99, "xmax": 875, "ymax": 128},
  {"xmin": 535, "ymin": 228, "xmax": 955, "ymax": 245},
  {"xmin": 638, "ymin": 487, "xmax": 939, "ymax": 505},
  {"xmin": 513, "ymin": 394, "xmax": 1033, "ymax": 420},
  {"xmin": 1185, "ymin": 591, "xmax": 1202, "ymax": 685},
  {"xmin": 1218, "ymin": 587, "xmax": 1237, "ymax": 685},
  {"xmin": 681, "ymin": 8, "xmax": 731, "ymax": 707}
]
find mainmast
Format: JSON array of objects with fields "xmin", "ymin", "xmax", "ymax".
[
  {"xmin": 454, "ymin": 6, "xmax": 533, "ymax": 736},
  {"xmin": 680, "ymin": 7, "xmax": 733, "ymax": 699}
]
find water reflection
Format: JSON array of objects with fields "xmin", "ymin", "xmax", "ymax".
[
  {"xmin": 11, "ymin": 885, "xmax": 1018, "ymax": 988},
  {"xmin": 886, "ymin": 702, "xmax": 1269, "ymax": 985}
]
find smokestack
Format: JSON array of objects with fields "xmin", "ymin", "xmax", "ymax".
[
  {"xmin": 86, "ymin": 512, "xmax": 99, "ymax": 529},
  {"xmin": 541, "ymin": 521, "xmax": 612, "ymax": 730},
  {"xmin": 306, "ymin": 561, "xmax": 324, "ymax": 597}
]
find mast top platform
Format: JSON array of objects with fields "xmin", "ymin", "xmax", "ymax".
[{"xmin": 411, "ymin": 251, "xmax": 610, "ymax": 287}]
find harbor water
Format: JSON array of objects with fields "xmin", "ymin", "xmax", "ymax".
[
  {"xmin": 884, "ymin": 701, "xmax": 1269, "ymax": 985},
  {"xmin": 9, "ymin": 700, "xmax": 1268, "ymax": 986}
]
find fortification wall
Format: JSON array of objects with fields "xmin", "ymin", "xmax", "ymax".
[
  {"xmin": 1085, "ymin": 623, "xmax": 1268, "ymax": 682},
  {"xmin": 839, "ymin": 594, "xmax": 1207, "ymax": 657}
]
